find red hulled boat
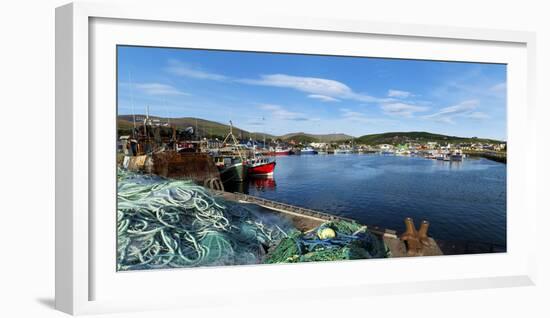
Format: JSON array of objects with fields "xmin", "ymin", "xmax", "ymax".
[
  {"xmin": 267, "ymin": 146, "xmax": 291, "ymax": 156},
  {"xmin": 247, "ymin": 157, "xmax": 276, "ymax": 176}
]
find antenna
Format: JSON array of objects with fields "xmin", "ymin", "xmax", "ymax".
[
  {"xmin": 144, "ymin": 105, "xmax": 148, "ymax": 138},
  {"xmin": 195, "ymin": 118, "xmax": 199, "ymax": 140},
  {"xmin": 128, "ymin": 71, "xmax": 137, "ymax": 137},
  {"xmin": 164, "ymin": 98, "xmax": 170, "ymax": 126},
  {"xmin": 262, "ymin": 116, "xmax": 266, "ymax": 149}
]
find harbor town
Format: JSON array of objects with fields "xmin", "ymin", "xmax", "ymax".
[
  {"xmin": 116, "ymin": 46, "xmax": 507, "ymax": 270},
  {"xmin": 116, "ymin": 112, "xmax": 507, "ymax": 270},
  {"xmin": 118, "ymin": 113, "xmax": 507, "ymax": 186}
]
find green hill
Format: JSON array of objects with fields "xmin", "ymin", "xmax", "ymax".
[
  {"xmin": 280, "ymin": 133, "xmax": 319, "ymax": 144},
  {"xmin": 279, "ymin": 132, "xmax": 353, "ymax": 143},
  {"xmin": 118, "ymin": 116, "xmax": 503, "ymax": 145},
  {"xmin": 118, "ymin": 115, "xmax": 275, "ymax": 140},
  {"xmin": 355, "ymin": 131, "xmax": 504, "ymax": 145}
]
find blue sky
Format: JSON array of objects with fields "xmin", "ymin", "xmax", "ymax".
[{"xmin": 117, "ymin": 46, "xmax": 507, "ymax": 140}]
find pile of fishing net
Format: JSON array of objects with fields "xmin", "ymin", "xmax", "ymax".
[
  {"xmin": 117, "ymin": 169, "xmax": 293, "ymax": 271},
  {"xmin": 265, "ymin": 221, "xmax": 388, "ymax": 264}
]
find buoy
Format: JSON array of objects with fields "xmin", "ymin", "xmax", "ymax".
[{"xmin": 317, "ymin": 227, "xmax": 336, "ymax": 240}]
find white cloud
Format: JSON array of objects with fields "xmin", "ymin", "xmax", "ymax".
[
  {"xmin": 244, "ymin": 74, "xmax": 352, "ymax": 96},
  {"xmin": 165, "ymin": 60, "xmax": 227, "ymax": 81},
  {"xmin": 339, "ymin": 108, "xmax": 385, "ymax": 124},
  {"xmin": 246, "ymin": 120, "xmax": 266, "ymax": 127},
  {"xmin": 387, "ymin": 89, "xmax": 413, "ymax": 98},
  {"xmin": 241, "ymin": 74, "xmax": 392, "ymax": 104},
  {"xmin": 307, "ymin": 94, "xmax": 340, "ymax": 102},
  {"xmin": 467, "ymin": 111, "xmax": 490, "ymax": 120},
  {"xmin": 340, "ymin": 108, "xmax": 365, "ymax": 118},
  {"xmin": 259, "ymin": 104, "xmax": 309, "ymax": 121},
  {"xmin": 490, "ymin": 82, "xmax": 507, "ymax": 92},
  {"xmin": 164, "ymin": 60, "xmax": 404, "ymax": 105},
  {"xmin": 380, "ymin": 103, "xmax": 429, "ymax": 117},
  {"xmin": 133, "ymin": 83, "xmax": 189, "ymax": 96},
  {"xmin": 423, "ymin": 100, "xmax": 480, "ymax": 123}
]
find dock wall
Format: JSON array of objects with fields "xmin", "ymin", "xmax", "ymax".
[
  {"xmin": 152, "ymin": 152, "xmax": 221, "ymax": 183},
  {"xmin": 214, "ymin": 190, "xmax": 398, "ymax": 239}
]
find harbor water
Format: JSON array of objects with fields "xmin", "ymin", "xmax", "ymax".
[{"xmin": 239, "ymin": 154, "xmax": 506, "ymax": 247}]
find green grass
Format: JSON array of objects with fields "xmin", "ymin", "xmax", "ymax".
[{"xmin": 355, "ymin": 131, "xmax": 504, "ymax": 145}]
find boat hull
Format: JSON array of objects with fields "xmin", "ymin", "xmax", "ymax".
[
  {"xmin": 268, "ymin": 151, "xmax": 290, "ymax": 156},
  {"xmin": 219, "ymin": 162, "xmax": 247, "ymax": 183},
  {"xmin": 300, "ymin": 150, "xmax": 318, "ymax": 155},
  {"xmin": 248, "ymin": 161, "xmax": 276, "ymax": 176},
  {"xmin": 275, "ymin": 151, "xmax": 290, "ymax": 156}
]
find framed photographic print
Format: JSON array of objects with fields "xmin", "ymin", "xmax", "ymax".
[{"xmin": 56, "ymin": 1, "xmax": 537, "ymax": 315}]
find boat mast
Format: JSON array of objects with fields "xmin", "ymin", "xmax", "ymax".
[
  {"xmin": 195, "ymin": 118, "xmax": 199, "ymax": 141},
  {"xmin": 262, "ymin": 116, "xmax": 266, "ymax": 150},
  {"xmin": 144, "ymin": 105, "xmax": 149, "ymax": 153},
  {"xmin": 128, "ymin": 71, "xmax": 137, "ymax": 138},
  {"xmin": 164, "ymin": 98, "xmax": 170, "ymax": 126},
  {"xmin": 222, "ymin": 120, "xmax": 245, "ymax": 161}
]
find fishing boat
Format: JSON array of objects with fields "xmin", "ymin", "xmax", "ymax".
[
  {"xmin": 300, "ymin": 146, "xmax": 318, "ymax": 155},
  {"xmin": 269, "ymin": 146, "xmax": 291, "ymax": 156},
  {"xmin": 276, "ymin": 147, "xmax": 291, "ymax": 155},
  {"xmin": 215, "ymin": 121, "xmax": 249, "ymax": 183},
  {"xmin": 247, "ymin": 136, "xmax": 277, "ymax": 176},
  {"xmin": 450, "ymin": 150, "xmax": 465, "ymax": 161},
  {"xmin": 247, "ymin": 157, "xmax": 276, "ymax": 176},
  {"xmin": 214, "ymin": 156, "xmax": 248, "ymax": 182},
  {"xmin": 334, "ymin": 147, "xmax": 350, "ymax": 154},
  {"xmin": 289, "ymin": 148, "xmax": 300, "ymax": 155}
]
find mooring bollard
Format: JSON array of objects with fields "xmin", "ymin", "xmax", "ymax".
[
  {"xmin": 418, "ymin": 220, "xmax": 430, "ymax": 246},
  {"xmin": 400, "ymin": 217, "xmax": 431, "ymax": 256}
]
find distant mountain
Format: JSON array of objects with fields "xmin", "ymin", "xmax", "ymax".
[
  {"xmin": 117, "ymin": 116, "xmax": 503, "ymax": 145},
  {"xmin": 355, "ymin": 131, "xmax": 504, "ymax": 145},
  {"xmin": 118, "ymin": 115, "xmax": 275, "ymax": 139},
  {"xmin": 279, "ymin": 132, "xmax": 353, "ymax": 143}
]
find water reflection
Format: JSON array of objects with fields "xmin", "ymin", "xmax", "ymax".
[
  {"xmin": 224, "ymin": 176, "xmax": 276, "ymax": 194},
  {"xmin": 224, "ymin": 181, "xmax": 249, "ymax": 194},
  {"xmin": 250, "ymin": 176, "xmax": 277, "ymax": 192},
  {"xmin": 433, "ymin": 160, "xmax": 464, "ymax": 170}
]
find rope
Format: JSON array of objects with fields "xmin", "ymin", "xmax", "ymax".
[
  {"xmin": 265, "ymin": 221, "xmax": 389, "ymax": 264},
  {"xmin": 117, "ymin": 169, "xmax": 291, "ymax": 271}
]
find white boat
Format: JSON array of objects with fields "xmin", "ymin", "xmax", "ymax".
[
  {"xmin": 450, "ymin": 150, "xmax": 465, "ymax": 161},
  {"xmin": 334, "ymin": 148, "xmax": 350, "ymax": 154},
  {"xmin": 300, "ymin": 146, "xmax": 318, "ymax": 155}
]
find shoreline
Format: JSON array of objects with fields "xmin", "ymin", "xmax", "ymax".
[{"xmin": 464, "ymin": 151, "xmax": 507, "ymax": 164}]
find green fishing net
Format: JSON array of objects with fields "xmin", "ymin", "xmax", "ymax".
[
  {"xmin": 265, "ymin": 221, "xmax": 389, "ymax": 264},
  {"xmin": 117, "ymin": 169, "xmax": 293, "ymax": 270},
  {"xmin": 117, "ymin": 169, "xmax": 387, "ymax": 270}
]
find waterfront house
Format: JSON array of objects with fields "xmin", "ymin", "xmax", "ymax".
[
  {"xmin": 378, "ymin": 144, "xmax": 394, "ymax": 151},
  {"xmin": 427, "ymin": 141, "xmax": 438, "ymax": 149}
]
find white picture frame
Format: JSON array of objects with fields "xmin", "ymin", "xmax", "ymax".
[{"xmin": 55, "ymin": 1, "xmax": 537, "ymax": 315}]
